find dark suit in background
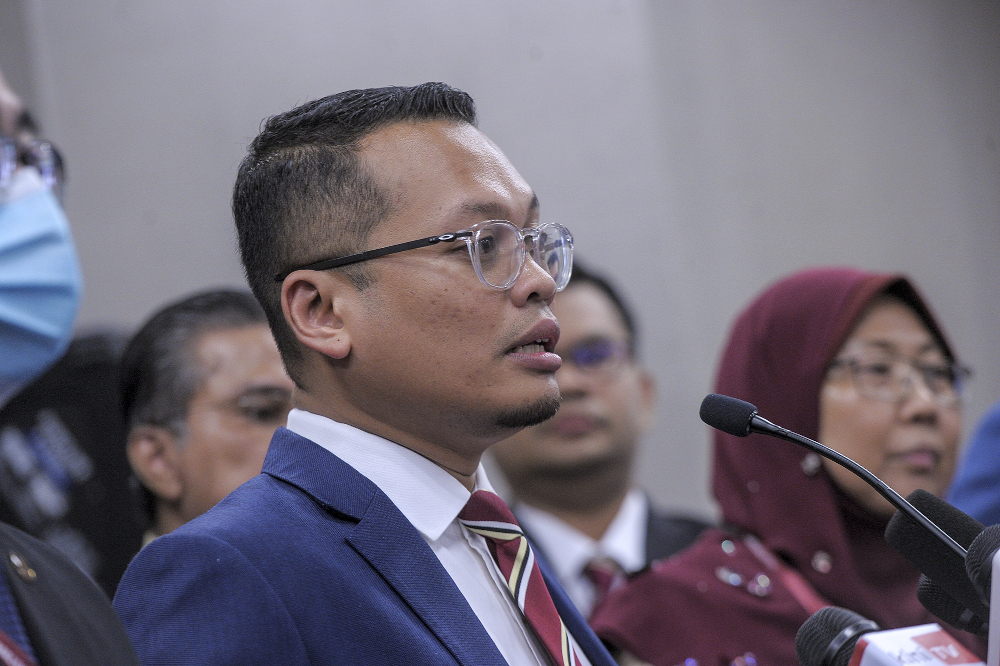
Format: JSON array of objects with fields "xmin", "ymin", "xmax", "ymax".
[
  {"xmin": 0, "ymin": 522, "xmax": 138, "ymax": 665},
  {"xmin": 644, "ymin": 506, "xmax": 709, "ymax": 564}
]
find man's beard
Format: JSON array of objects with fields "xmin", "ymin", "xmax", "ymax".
[{"xmin": 493, "ymin": 394, "xmax": 561, "ymax": 429}]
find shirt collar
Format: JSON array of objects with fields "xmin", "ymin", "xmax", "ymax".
[
  {"xmin": 286, "ymin": 408, "xmax": 495, "ymax": 541},
  {"xmin": 516, "ymin": 488, "xmax": 648, "ymax": 579}
]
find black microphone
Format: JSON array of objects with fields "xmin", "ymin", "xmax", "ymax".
[
  {"xmin": 917, "ymin": 576, "xmax": 988, "ymax": 636},
  {"xmin": 698, "ymin": 394, "xmax": 966, "ymax": 560},
  {"xmin": 966, "ymin": 524, "xmax": 1000, "ymax": 606},
  {"xmin": 903, "ymin": 489, "xmax": 985, "ymax": 550},
  {"xmin": 795, "ymin": 606, "xmax": 880, "ymax": 666},
  {"xmin": 885, "ymin": 489, "xmax": 989, "ymax": 623}
]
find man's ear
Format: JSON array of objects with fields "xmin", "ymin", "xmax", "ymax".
[
  {"xmin": 126, "ymin": 425, "xmax": 183, "ymax": 503},
  {"xmin": 281, "ymin": 271, "xmax": 355, "ymax": 360}
]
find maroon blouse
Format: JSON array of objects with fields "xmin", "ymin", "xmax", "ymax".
[{"xmin": 590, "ymin": 267, "xmax": 976, "ymax": 665}]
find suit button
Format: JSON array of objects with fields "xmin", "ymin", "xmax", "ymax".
[{"xmin": 9, "ymin": 552, "xmax": 36, "ymax": 582}]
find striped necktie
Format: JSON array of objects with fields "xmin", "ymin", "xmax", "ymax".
[{"xmin": 459, "ymin": 490, "xmax": 582, "ymax": 666}]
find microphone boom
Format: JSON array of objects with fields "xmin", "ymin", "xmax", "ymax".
[{"xmin": 698, "ymin": 393, "xmax": 967, "ymax": 561}]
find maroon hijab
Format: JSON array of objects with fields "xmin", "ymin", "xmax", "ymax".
[
  {"xmin": 713, "ymin": 266, "xmax": 953, "ymax": 625},
  {"xmin": 590, "ymin": 267, "xmax": 967, "ymax": 664}
]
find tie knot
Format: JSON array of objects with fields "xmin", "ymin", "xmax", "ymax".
[
  {"xmin": 583, "ymin": 556, "xmax": 625, "ymax": 598},
  {"xmin": 458, "ymin": 490, "xmax": 523, "ymax": 537}
]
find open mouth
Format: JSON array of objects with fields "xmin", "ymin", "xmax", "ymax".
[{"xmin": 509, "ymin": 339, "xmax": 551, "ymax": 354}]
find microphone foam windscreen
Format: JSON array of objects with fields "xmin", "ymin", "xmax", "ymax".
[
  {"xmin": 907, "ymin": 489, "xmax": 984, "ymax": 548},
  {"xmin": 699, "ymin": 394, "xmax": 756, "ymax": 437},
  {"xmin": 966, "ymin": 524, "xmax": 1000, "ymax": 605},
  {"xmin": 795, "ymin": 606, "xmax": 880, "ymax": 666},
  {"xmin": 885, "ymin": 490, "xmax": 989, "ymax": 620},
  {"xmin": 917, "ymin": 575, "xmax": 988, "ymax": 636}
]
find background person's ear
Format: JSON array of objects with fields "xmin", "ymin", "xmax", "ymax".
[
  {"xmin": 281, "ymin": 271, "xmax": 354, "ymax": 360},
  {"xmin": 126, "ymin": 425, "xmax": 183, "ymax": 503}
]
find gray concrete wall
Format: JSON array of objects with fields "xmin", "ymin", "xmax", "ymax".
[{"xmin": 4, "ymin": 0, "xmax": 998, "ymax": 517}]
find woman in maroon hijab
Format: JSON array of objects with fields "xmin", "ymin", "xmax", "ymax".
[{"xmin": 590, "ymin": 267, "xmax": 974, "ymax": 665}]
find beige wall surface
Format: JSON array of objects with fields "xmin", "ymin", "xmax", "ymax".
[{"xmin": 3, "ymin": 0, "xmax": 997, "ymax": 516}]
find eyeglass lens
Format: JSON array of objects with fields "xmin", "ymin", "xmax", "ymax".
[
  {"xmin": 0, "ymin": 139, "xmax": 15, "ymax": 190},
  {"xmin": 565, "ymin": 340, "xmax": 629, "ymax": 370},
  {"xmin": 0, "ymin": 137, "xmax": 62, "ymax": 197},
  {"xmin": 835, "ymin": 356, "xmax": 965, "ymax": 406},
  {"xmin": 534, "ymin": 225, "xmax": 572, "ymax": 291},
  {"xmin": 470, "ymin": 222, "xmax": 572, "ymax": 290}
]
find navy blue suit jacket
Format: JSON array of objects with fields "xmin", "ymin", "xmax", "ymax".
[{"xmin": 114, "ymin": 428, "xmax": 616, "ymax": 665}]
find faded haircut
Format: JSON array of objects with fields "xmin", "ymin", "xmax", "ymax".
[{"xmin": 231, "ymin": 82, "xmax": 478, "ymax": 383}]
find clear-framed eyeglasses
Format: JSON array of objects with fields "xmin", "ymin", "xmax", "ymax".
[
  {"xmin": 826, "ymin": 356, "xmax": 972, "ymax": 408},
  {"xmin": 274, "ymin": 219, "xmax": 574, "ymax": 291}
]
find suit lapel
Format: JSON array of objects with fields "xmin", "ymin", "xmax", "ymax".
[
  {"xmin": 347, "ymin": 493, "xmax": 507, "ymax": 666},
  {"xmin": 265, "ymin": 430, "xmax": 506, "ymax": 666}
]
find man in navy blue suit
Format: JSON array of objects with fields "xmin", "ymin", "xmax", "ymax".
[{"xmin": 113, "ymin": 83, "xmax": 617, "ymax": 666}]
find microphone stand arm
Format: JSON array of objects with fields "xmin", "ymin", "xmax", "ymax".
[{"xmin": 749, "ymin": 415, "xmax": 967, "ymax": 560}]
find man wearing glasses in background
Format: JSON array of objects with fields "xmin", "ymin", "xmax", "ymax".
[
  {"xmin": 491, "ymin": 263, "xmax": 710, "ymax": 618},
  {"xmin": 114, "ymin": 83, "xmax": 616, "ymax": 666}
]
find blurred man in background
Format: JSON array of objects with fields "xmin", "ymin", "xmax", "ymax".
[
  {"xmin": 491, "ymin": 263, "xmax": 709, "ymax": 617},
  {"xmin": 120, "ymin": 289, "xmax": 293, "ymax": 542}
]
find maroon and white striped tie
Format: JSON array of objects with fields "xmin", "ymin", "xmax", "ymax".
[{"xmin": 459, "ymin": 490, "xmax": 583, "ymax": 666}]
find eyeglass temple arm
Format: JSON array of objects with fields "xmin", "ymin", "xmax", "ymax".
[{"xmin": 273, "ymin": 232, "xmax": 472, "ymax": 282}]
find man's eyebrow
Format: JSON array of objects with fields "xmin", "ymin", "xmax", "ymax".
[{"xmin": 460, "ymin": 193, "xmax": 539, "ymax": 220}]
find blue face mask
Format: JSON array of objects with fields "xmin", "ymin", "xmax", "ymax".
[{"xmin": 0, "ymin": 169, "xmax": 83, "ymax": 405}]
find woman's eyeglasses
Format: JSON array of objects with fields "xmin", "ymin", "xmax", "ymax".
[{"xmin": 827, "ymin": 356, "xmax": 971, "ymax": 407}]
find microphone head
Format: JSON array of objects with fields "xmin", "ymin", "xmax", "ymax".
[
  {"xmin": 907, "ymin": 488, "xmax": 984, "ymax": 548},
  {"xmin": 699, "ymin": 394, "xmax": 757, "ymax": 437},
  {"xmin": 884, "ymin": 490, "xmax": 990, "ymax": 620},
  {"xmin": 966, "ymin": 523, "xmax": 1000, "ymax": 605},
  {"xmin": 917, "ymin": 575, "xmax": 988, "ymax": 636},
  {"xmin": 795, "ymin": 606, "xmax": 880, "ymax": 666}
]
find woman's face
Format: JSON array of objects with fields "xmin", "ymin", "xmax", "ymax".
[{"xmin": 818, "ymin": 296, "xmax": 962, "ymax": 518}]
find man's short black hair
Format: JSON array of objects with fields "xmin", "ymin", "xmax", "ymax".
[
  {"xmin": 232, "ymin": 83, "xmax": 478, "ymax": 383},
  {"xmin": 565, "ymin": 261, "xmax": 640, "ymax": 356}
]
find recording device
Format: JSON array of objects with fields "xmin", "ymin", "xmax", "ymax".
[
  {"xmin": 885, "ymin": 489, "xmax": 989, "ymax": 628},
  {"xmin": 967, "ymin": 526, "xmax": 1000, "ymax": 606},
  {"xmin": 795, "ymin": 606, "xmax": 880, "ymax": 666},
  {"xmin": 796, "ymin": 606, "xmax": 983, "ymax": 666},
  {"xmin": 965, "ymin": 526, "xmax": 1000, "ymax": 664},
  {"xmin": 918, "ymin": 576, "xmax": 988, "ymax": 636}
]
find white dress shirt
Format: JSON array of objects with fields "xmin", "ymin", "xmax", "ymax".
[
  {"xmin": 516, "ymin": 489, "xmax": 648, "ymax": 616},
  {"xmin": 286, "ymin": 409, "xmax": 592, "ymax": 666}
]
